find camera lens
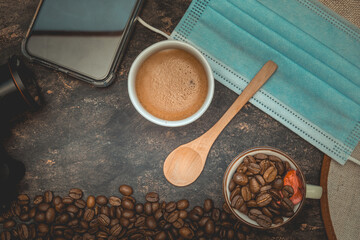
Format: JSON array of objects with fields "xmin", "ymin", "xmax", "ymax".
[{"xmin": 0, "ymin": 56, "xmax": 41, "ymax": 117}]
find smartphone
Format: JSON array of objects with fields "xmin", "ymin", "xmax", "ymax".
[{"xmin": 22, "ymin": 0, "xmax": 143, "ymax": 87}]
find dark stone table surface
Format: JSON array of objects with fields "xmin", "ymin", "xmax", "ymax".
[{"xmin": 0, "ymin": 0, "xmax": 327, "ymax": 239}]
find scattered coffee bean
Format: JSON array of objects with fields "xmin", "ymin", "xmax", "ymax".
[
  {"xmin": 95, "ymin": 195, "xmax": 108, "ymax": 205},
  {"xmin": 146, "ymin": 192, "xmax": 159, "ymax": 203},
  {"xmin": 69, "ymin": 188, "xmax": 83, "ymax": 200},
  {"xmin": 119, "ymin": 185, "xmax": 133, "ymax": 196},
  {"xmin": 44, "ymin": 190, "xmax": 53, "ymax": 203}
]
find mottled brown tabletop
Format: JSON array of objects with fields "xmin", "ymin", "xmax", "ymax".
[{"xmin": 0, "ymin": 0, "xmax": 326, "ymax": 239}]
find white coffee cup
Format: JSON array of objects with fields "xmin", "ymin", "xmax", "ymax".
[{"xmin": 128, "ymin": 40, "xmax": 214, "ymax": 127}]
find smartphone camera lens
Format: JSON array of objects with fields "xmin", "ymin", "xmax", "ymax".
[{"xmin": 0, "ymin": 56, "xmax": 41, "ymax": 117}]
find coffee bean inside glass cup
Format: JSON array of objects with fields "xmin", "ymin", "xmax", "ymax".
[{"xmin": 226, "ymin": 152, "xmax": 305, "ymax": 228}]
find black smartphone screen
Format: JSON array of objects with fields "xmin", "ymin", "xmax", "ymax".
[{"xmin": 23, "ymin": 0, "xmax": 142, "ymax": 86}]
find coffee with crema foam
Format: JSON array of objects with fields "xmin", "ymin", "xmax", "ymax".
[{"xmin": 135, "ymin": 48, "xmax": 208, "ymax": 121}]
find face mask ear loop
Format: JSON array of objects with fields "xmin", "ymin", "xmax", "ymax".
[{"xmin": 136, "ymin": 17, "xmax": 172, "ymax": 40}]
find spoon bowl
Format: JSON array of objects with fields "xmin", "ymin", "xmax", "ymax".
[
  {"xmin": 163, "ymin": 61, "xmax": 278, "ymax": 187},
  {"xmin": 163, "ymin": 146, "xmax": 204, "ymax": 186}
]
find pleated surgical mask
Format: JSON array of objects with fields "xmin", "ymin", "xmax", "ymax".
[{"xmin": 171, "ymin": 0, "xmax": 360, "ymax": 165}]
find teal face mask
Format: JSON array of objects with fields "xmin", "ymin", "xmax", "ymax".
[{"xmin": 171, "ymin": 0, "xmax": 360, "ymax": 165}]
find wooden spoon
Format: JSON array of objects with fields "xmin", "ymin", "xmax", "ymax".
[{"xmin": 163, "ymin": 60, "xmax": 278, "ymax": 187}]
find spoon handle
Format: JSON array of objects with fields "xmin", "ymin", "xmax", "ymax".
[{"xmin": 199, "ymin": 60, "xmax": 278, "ymax": 145}]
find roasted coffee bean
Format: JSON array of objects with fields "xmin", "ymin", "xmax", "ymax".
[
  {"xmin": 144, "ymin": 202, "xmax": 152, "ymax": 215},
  {"xmin": 33, "ymin": 195, "xmax": 44, "ymax": 205},
  {"xmin": 203, "ymin": 199, "xmax": 213, "ymax": 212},
  {"xmin": 29, "ymin": 207, "xmax": 36, "ymax": 218},
  {"xmin": 3, "ymin": 220, "xmax": 16, "ymax": 229},
  {"xmin": 179, "ymin": 227, "xmax": 194, "ymax": 239},
  {"xmin": 108, "ymin": 196, "xmax": 121, "ymax": 206},
  {"xmin": 35, "ymin": 211, "xmax": 45, "ymax": 222},
  {"xmin": 87, "ymin": 195, "xmax": 96, "ymax": 208},
  {"xmin": 275, "ymin": 161, "xmax": 285, "ymax": 175},
  {"xmin": 38, "ymin": 202, "xmax": 50, "ymax": 212},
  {"xmin": 268, "ymin": 155, "xmax": 281, "ymax": 162},
  {"xmin": 282, "ymin": 185, "xmax": 294, "ymax": 198},
  {"xmin": 281, "ymin": 197, "xmax": 294, "ymax": 212},
  {"xmin": 167, "ymin": 210, "xmax": 180, "ymax": 223},
  {"xmin": 241, "ymin": 186, "xmax": 252, "ymax": 201},
  {"xmin": 68, "ymin": 218, "xmax": 79, "ymax": 227},
  {"xmin": 233, "ymin": 172, "xmax": 248, "ymax": 186},
  {"xmin": 270, "ymin": 200, "xmax": 281, "ymax": 210},
  {"xmin": 19, "ymin": 213, "xmax": 30, "ymax": 222},
  {"xmin": 231, "ymin": 195, "xmax": 244, "ymax": 210},
  {"xmin": 0, "ymin": 231, "xmax": 11, "ymax": 240},
  {"xmin": 237, "ymin": 162, "xmax": 248, "ymax": 173},
  {"xmin": 254, "ymin": 153, "xmax": 268, "ymax": 160},
  {"xmin": 248, "ymin": 163, "xmax": 261, "ymax": 174},
  {"xmin": 176, "ymin": 210, "xmax": 186, "ymax": 220},
  {"xmin": 10, "ymin": 202, "xmax": 20, "ymax": 217},
  {"xmin": 154, "ymin": 209, "xmax": 163, "ymax": 220},
  {"xmin": 122, "ymin": 199, "xmax": 134, "ymax": 210},
  {"xmin": 229, "ymin": 179, "xmax": 236, "ymax": 192},
  {"xmin": 210, "ymin": 208, "xmax": 220, "ymax": 222},
  {"xmin": 135, "ymin": 203, "xmax": 144, "ymax": 214},
  {"xmin": 146, "ymin": 216, "xmax": 157, "ymax": 229},
  {"xmin": 96, "ymin": 195, "xmax": 108, "ymax": 205},
  {"xmin": 58, "ymin": 213, "xmax": 70, "ymax": 224},
  {"xmin": 230, "ymin": 186, "xmax": 241, "ymax": 201},
  {"xmin": 273, "ymin": 216, "xmax": 284, "ymax": 225},
  {"xmin": 69, "ymin": 188, "xmax": 83, "ymax": 200},
  {"xmin": 268, "ymin": 207, "xmax": 281, "ymax": 216},
  {"xmin": 122, "ymin": 209, "xmax": 135, "ymax": 219},
  {"xmin": 17, "ymin": 224, "xmax": 29, "ymax": 240},
  {"xmin": 204, "ymin": 219, "xmax": 215, "ymax": 235},
  {"xmin": 269, "ymin": 189, "xmax": 282, "ymax": 202},
  {"xmin": 263, "ymin": 166, "xmax": 278, "ymax": 183},
  {"xmin": 83, "ymin": 209, "xmax": 95, "ymax": 222},
  {"xmin": 66, "ymin": 205, "xmax": 79, "ymax": 214},
  {"xmin": 239, "ymin": 204, "xmax": 248, "ymax": 214},
  {"xmin": 246, "ymin": 200, "xmax": 257, "ymax": 207},
  {"xmin": 45, "ymin": 207, "xmax": 55, "ymax": 223},
  {"xmin": 282, "ymin": 210, "xmax": 295, "ymax": 217},
  {"xmin": 119, "ymin": 185, "xmax": 133, "ymax": 196},
  {"xmin": 134, "ymin": 216, "xmax": 146, "ymax": 227},
  {"xmin": 249, "ymin": 178, "xmax": 260, "ymax": 193},
  {"xmin": 110, "ymin": 224, "xmax": 122, "ymax": 236},
  {"xmin": 256, "ymin": 214, "xmax": 272, "ymax": 228},
  {"xmin": 255, "ymin": 175, "xmax": 266, "ymax": 186},
  {"xmin": 248, "ymin": 208, "xmax": 262, "ymax": 221},
  {"xmin": 55, "ymin": 202, "xmax": 65, "ymax": 213},
  {"xmin": 256, "ymin": 192, "xmax": 272, "ymax": 207},
  {"xmin": 155, "ymin": 231, "xmax": 167, "ymax": 240},
  {"xmin": 262, "ymin": 207, "xmax": 273, "ymax": 218},
  {"xmin": 62, "ymin": 196, "xmax": 74, "ymax": 204},
  {"xmin": 75, "ymin": 199, "xmax": 86, "ymax": 209},
  {"xmin": 52, "ymin": 195, "xmax": 61, "ymax": 205},
  {"xmin": 146, "ymin": 192, "xmax": 159, "ymax": 202},
  {"xmin": 152, "ymin": 202, "xmax": 160, "ymax": 212},
  {"xmin": 98, "ymin": 214, "xmax": 110, "ymax": 226},
  {"xmin": 272, "ymin": 178, "xmax": 284, "ymax": 189},
  {"xmin": 44, "ymin": 190, "xmax": 53, "ymax": 203},
  {"xmin": 17, "ymin": 194, "xmax": 30, "ymax": 205},
  {"xmin": 259, "ymin": 185, "xmax": 272, "ymax": 192},
  {"xmin": 198, "ymin": 216, "xmax": 210, "ymax": 227},
  {"xmin": 165, "ymin": 201, "xmax": 177, "ymax": 213}
]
